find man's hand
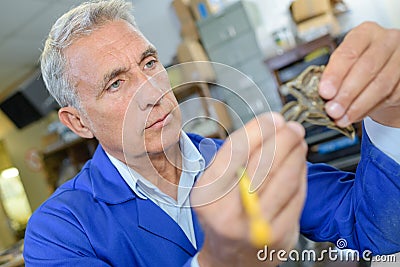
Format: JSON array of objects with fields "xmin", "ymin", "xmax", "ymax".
[
  {"xmin": 320, "ymin": 22, "xmax": 400, "ymax": 127},
  {"xmin": 191, "ymin": 113, "xmax": 308, "ymax": 266}
]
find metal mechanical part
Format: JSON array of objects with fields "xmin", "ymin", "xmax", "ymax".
[{"xmin": 280, "ymin": 65, "xmax": 355, "ymax": 139}]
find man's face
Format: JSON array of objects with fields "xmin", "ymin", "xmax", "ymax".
[{"xmin": 64, "ymin": 20, "xmax": 181, "ymax": 161}]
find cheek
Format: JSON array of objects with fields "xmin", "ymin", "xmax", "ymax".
[
  {"xmin": 164, "ymin": 91, "xmax": 179, "ymax": 110},
  {"xmin": 164, "ymin": 93, "xmax": 182, "ymax": 127},
  {"xmin": 172, "ymin": 104, "xmax": 182, "ymax": 125},
  {"xmin": 97, "ymin": 105, "xmax": 125, "ymax": 127},
  {"xmin": 86, "ymin": 100, "xmax": 129, "ymax": 140},
  {"xmin": 122, "ymin": 104, "xmax": 148, "ymax": 151}
]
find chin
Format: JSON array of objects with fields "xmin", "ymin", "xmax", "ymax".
[{"xmin": 144, "ymin": 127, "xmax": 181, "ymax": 154}]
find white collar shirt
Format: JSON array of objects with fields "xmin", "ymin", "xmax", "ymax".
[{"xmin": 106, "ymin": 132, "xmax": 205, "ymax": 249}]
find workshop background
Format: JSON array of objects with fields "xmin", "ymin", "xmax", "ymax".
[{"xmin": 0, "ymin": 0, "xmax": 399, "ymax": 266}]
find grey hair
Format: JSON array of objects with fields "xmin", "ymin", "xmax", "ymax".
[{"xmin": 41, "ymin": 0, "xmax": 137, "ymax": 109}]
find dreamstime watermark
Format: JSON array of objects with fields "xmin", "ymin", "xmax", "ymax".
[{"xmin": 257, "ymin": 238, "xmax": 397, "ymax": 263}]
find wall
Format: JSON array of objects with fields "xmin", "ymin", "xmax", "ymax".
[
  {"xmin": 336, "ymin": 1, "xmax": 400, "ymax": 36},
  {"xmin": 3, "ymin": 115, "xmax": 54, "ymax": 212},
  {"xmin": 0, "ymin": 141, "xmax": 16, "ymax": 250},
  {"xmin": 0, "ymin": 110, "xmax": 16, "ymax": 140},
  {"xmin": 381, "ymin": 0, "xmax": 400, "ymax": 28},
  {"xmin": 133, "ymin": 0, "xmax": 181, "ymax": 66}
]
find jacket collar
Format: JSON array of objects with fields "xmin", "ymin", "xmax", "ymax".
[
  {"xmin": 89, "ymin": 144, "xmax": 200, "ymax": 255},
  {"xmin": 136, "ymin": 197, "xmax": 198, "ymax": 255},
  {"xmin": 89, "ymin": 145, "xmax": 137, "ymax": 204}
]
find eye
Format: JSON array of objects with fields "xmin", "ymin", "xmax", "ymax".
[
  {"xmin": 145, "ymin": 59, "xmax": 156, "ymax": 69},
  {"xmin": 107, "ymin": 79, "xmax": 122, "ymax": 92}
]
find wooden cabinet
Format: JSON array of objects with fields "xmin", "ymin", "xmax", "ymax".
[{"xmin": 265, "ymin": 34, "xmax": 337, "ymax": 102}]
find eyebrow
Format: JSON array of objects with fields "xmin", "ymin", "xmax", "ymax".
[
  {"xmin": 139, "ymin": 46, "xmax": 158, "ymax": 63},
  {"xmin": 99, "ymin": 66, "xmax": 129, "ymax": 92}
]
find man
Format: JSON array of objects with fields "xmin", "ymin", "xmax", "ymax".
[{"xmin": 23, "ymin": 0, "xmax": 400, "ymax": 266}]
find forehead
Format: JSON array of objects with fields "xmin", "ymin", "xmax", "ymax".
[{"xmin": 64, "ymin": 20, "xmax": 151, "ymax": 86}]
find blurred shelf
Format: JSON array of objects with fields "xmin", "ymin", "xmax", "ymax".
[
  {"xmin": 41, "ymin": 138, "xmax": 98, "ymax": 191},
  {"xmin": 0, "ymin": 240, "xmax": 23, "ymax": 267},
  {"xmin": 43, "ymin": 136, "xmax": 86, "ymax": 155},
  {"xmin": 305, "ymin": 129, "xmax": 341, "ymax": 146},
  {"xmin": 327, "ymin": 153, "xmax": 361, "ymax": 172}
]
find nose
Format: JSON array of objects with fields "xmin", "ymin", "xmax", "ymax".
[{"xmin": 135, "ymin": 74, "xmax": 165, "ymax": 111}]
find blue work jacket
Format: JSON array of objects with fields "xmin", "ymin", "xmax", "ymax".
[{"xmin": 24, "ymin": 131, "xmax": 400, "ymax": 266}]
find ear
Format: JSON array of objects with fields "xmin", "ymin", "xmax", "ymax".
[{"xmin": 58, "ymin": 107, "xmax": 94, "ymax": 139}]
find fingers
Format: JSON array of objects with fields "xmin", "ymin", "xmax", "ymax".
[
  {"xmin": 319, "ymin": 22, "xmax": 374, "ymax": 100},
  {"xmin": 243, "ymin": 140, "xmax": 307, "ymax": 251},
  {"xmin": 324, "ymin": 24, "xmax": 390, "ymax": 118},
  {"xmin": 245, "ymin": 121, "xmax": 307, "ymax": 250},
  {"xmin": 257, "ymin": 125, "xmax": 307, "ymax": 222},
  {"xmin": 342, "ymin": 46, "xmax": 400, "ymax": 123},
  {"xmin": 191, "ymin": 112, "xmax": 285, "ymax": 207},
  {"xmin": 246, "ymin": 121, "xmax": 306, "ymax": 193},
  {"xmin": 319, "ymin": 22, "xmax": 400, "ymax": 127},
  {"xmin": 214, "ymin": 111, "xmax": 285, "ymax": 174},
  {"xmin": 268, "ymin": 164, "xmax": 307, "ymax": 251}
]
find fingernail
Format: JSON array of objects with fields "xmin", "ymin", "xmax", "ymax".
[
  {"xmin": 319, "ymin": 80, "xmax": 337, "ymax": 99},
  {"xmin": 287, "ymin": 122, "xmax": 305, "ymax": 137},
  {"xmin": 326, "ymin": 102, "xmax": 345, "ymax": 119},
  {"xmin": 337, "ymin": 115, "xmax": 350, "ymax": 127}
]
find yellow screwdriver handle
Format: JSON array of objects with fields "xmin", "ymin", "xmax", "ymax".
[{"xmin": 238, "ymin": 168, "xmax": 272, "ymax": 248}]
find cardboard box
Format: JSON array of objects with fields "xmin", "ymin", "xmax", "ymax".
[
  {"xmin": 180, "ymin": 18, "xmax": 199, "ymax": 40},
  {"xmin": 291, "ymin": 0, "xmax": 331, "ymax": 23},
  {"xmin": 177, "ymin": 40, "xmax": 215, "ymax": 81},
  {"xmin": 177, "ymin": 40, "xmax": 209, "ymax": 64},
  {"xmin": 189, "ymin": 0, "xmax": 221, "ymax": 21},
  {"xmin": 296, "ymin": 12, "xmax": 341, "ymax": 41},
  {"xmin": 172, "ymin": 0, "xmax": 199, "ymax": 40},
  {"xmin": 172, "ymin": 0, "xmax": 193, "ymax": 24}
]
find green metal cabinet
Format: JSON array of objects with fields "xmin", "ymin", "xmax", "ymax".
[{"xmin": 197, "ymin": 0, "xmax": 282, "ymax": 129}]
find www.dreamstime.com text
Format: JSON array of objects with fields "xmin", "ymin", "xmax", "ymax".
[{"xmin": 257, "ymin": 239, "xmax": 397, "ymax": 263}]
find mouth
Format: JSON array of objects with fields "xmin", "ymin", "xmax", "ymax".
[{"xmin": 145, "ymin": 112, "xmax": 171, "ymax": 130}]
